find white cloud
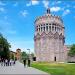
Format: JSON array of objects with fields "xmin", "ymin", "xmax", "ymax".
[
  {"xmin": 74, "ymin": 16, "xmax": 75, "ymax": 19},
  {"xmin": 0, "ymin": 7, "xmax": 5, "ymax": 12},
  {"xmin": 8, "ymin": 30, "xmax": 17, "ymax": 34},
  {"xmin": 0, "ymin": 1, "xmax": 6, "ymax": 6},
  {"xmin": 0, "ymin": 20, "xmax": 17, "ymax": 35},
  {"xmin": 62, "ymin": 9, "xmax": 70, "ymax": 16},
  {"xmin": 26, "ymin": 1, "xmax": 31, "ymax": 7},
  {"xmin": 20, "ymin": 10, "xmax": 28, "ymax": 17},
  {"xmin": 56, "ymin": 1, "xmax": 61, "ymax": 4},
  {"xmin": 66, "ymin": 4, "xmax": 71, "ymax": 8},
  {"xmin": 26, "ymin": 0, "xmax": 39, "ymax": 7},
  {"xmin": 51, "ymin": 7, "xmax": 61, "ymax": 12},
  {"xmin": 4, "ymin": 16, "xmax": 8, "ymax": 20},
  {"xmin": 51, "ymin": 2, "xmax": 55, "ymax": 5},
  {"xmin": 73, "ymin": 6, "xmax": 75, "ymax": 8},
  {"xmin": 13, "ymin": 2, "xmax": 18, "ymax": 7},
  {"xmin": 32, "ymin": 0, "xmax": 39, "ymax": 5},
  {"xmin": 42, "ymin": 0, "xmax": 49, "ymax": 8}
]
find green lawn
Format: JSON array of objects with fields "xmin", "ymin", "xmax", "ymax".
[{"xmin": 31, "ymin": 62, "xmax": 75, "ymax": 75}]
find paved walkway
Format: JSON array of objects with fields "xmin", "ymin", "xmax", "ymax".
[{"xmin": 0, "ymin": 61, "xmax": 49, "ymax": 75}]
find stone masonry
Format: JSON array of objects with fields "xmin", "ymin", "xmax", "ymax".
[{"xmin": 34, "ymin": 8, "xmax": 65, "ymax": 62}]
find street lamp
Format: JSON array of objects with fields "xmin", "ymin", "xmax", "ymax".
[{"xmin": 27, "ymin": 49, "xmax": 30, "ymax": 59}]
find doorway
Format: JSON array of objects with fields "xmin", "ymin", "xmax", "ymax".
[{"xmin": 54, "ymin": 56, "xmax": 56, "ymax": 61}]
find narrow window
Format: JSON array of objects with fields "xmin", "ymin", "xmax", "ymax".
[
  {"xmin": 52, "ymin": 26, "xmax": 54, "ymax": 31},
  {"xmin": 44, "ymin": 27, "xmax": 45, "ymax": 31},
  {"xmin": 46, "ymin": 26, "xmax": 48, "ymax": 31},
  {"xmin": 49, "ymin": 26, "xmax": 51, "ymax": 31}
]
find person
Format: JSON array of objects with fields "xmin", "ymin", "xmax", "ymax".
[
  {"xmin": 5, "ymin": 59, "xmax": 8, "ymax": 66},
  {"xmin": 10, "ymin": 59, "xmax": 12, "ymax": 66},
  {"xmin": 4, "ymin": 59, "xmax": 5, "ymax": 66},
  {"xmin": 1, "ymin": 58, "xmax": 3, "ymax": 66},
  {"xmin": 13, "ymin": 60, "xmax": 16, "ymax": 65},
  {"xmin": 28, "ymin": 59, "xmax": 31, "ymax": 67},
  {"xmin": 7, "ymin": 59, "xmax": 10, "ymax": 66},
  {"xmin": 23, "ymin": 59, "xmax": 26, "ymax": 67}
]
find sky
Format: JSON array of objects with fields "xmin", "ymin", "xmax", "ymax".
[{"xmin": 0, "ymin": 0, "xmax": 75, "ymax": 53}]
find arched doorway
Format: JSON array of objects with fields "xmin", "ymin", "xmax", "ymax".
[{"xmin": 54, "ymin": 56, "xmax": 56, "ymax": 61}]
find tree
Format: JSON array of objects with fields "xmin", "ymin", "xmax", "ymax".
[
  {"xmin": 0, "ymin": 33, "xmax": 11, "ymax": 59},
  {"xmin": 31, "ymin": 53, "xmax": 34, "ymax": 58},
  {"xmin": 21, "ymin": 51, "xmax": 28, "ymax": 60},
  {"xmin": 68, "ymin": 44, "xmax": 75, "ymax": 57},
  {"xmin": 10, "ymin": 52, "xmax": 14, "ymax": 60}
]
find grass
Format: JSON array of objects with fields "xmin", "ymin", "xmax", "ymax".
[{"xmin": 31, "ymin": 62, "xmax": 75, "ymax": 75}]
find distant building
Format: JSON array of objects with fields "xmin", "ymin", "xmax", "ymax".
[
  {"xmin": 10, "ymin": 48, "xmax": 21, "ymax": 60},
  {"xmin": 15, "ymin": 48, "xmax": 21, "ymax": 60}
]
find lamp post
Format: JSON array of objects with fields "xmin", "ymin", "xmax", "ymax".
[{"xmin": 27, "ymin": 49, "xmax": 30, "ymax": 59}]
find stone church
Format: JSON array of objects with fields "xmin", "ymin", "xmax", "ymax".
[{"xmin": 34, "ymin": 8, "xmax": 66, "ymax": 62}]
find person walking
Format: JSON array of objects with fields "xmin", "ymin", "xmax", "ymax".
[
  {"xmin": 13, "ymin": 60, "xmax": 16, "ymax": 65},
  {"xmin": 1, "ymin": 58, "xmax": 3, "ymax": 66},
  {"xmin": 28, "ymin": 59, "xmax": 31, "ymax": 67},
  {"xmin": 7, "ymin": 59, "xmax": 10, "ymax": 66},
  {"xmin": 23, "ymin": 59, "xmax": 26, "ymax": 67},
  {"xmin": 5, "ymin": 59, "xmax": 8, "ymax": 66}
]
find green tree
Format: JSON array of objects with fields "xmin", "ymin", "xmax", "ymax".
[
  {"xmin": 68, "ymin": 44, "xmax": 75, "ymax": 57},
  {"xmin": 0, "ymin": 33, "xmax": 11, "ymax": 59},
  {"xmin": 10, "ymin": 53, "xmax": 14, "ymax": 60},
  {"xmin": 31, "ymin": 53, "xmax": 34, "ymax": 58},
  {"xmin": 21, "ymin": 51, "xmax": 28, "ymax": 60}
]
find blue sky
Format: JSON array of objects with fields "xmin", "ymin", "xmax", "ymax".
[{"xmin": 0, "ymin": 0, "xmax": 75, "ymax": 52}]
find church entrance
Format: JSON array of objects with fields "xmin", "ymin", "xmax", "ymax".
[{"xmin": 54, "ymin": 56, "xmax": 56, "ymax": 61}]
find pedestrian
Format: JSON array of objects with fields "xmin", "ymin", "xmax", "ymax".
[
  {"xmin": 28, "ymin": 59, "xmax": 31, "ymax": 67},
  {"xmin": 4, "ymin": 59, "xmax": 5, "ymax": 66},
  {"xmin": 13, "ymin": 60, "xmax": 15, "ymax": 65},
  {"xmin": 1, "ymin": 59, "xmax": 3, "ymax": 66},
  {"xmin": 5, "ymin": 59, "xmax": 8, "ymax": 66},
  {"xmin": 10, "ymin": 59, "xmax": 12, "ymax": 66},
  {"xmin": 7, "ymin": 59, "xmax": 10, "ymax": 66},
  {"xmin": 23, "ymin": 59, "xmax": 26, "ymax": 67},
  {"xmin": 1, "ymin": 58, "xmax": 3, "ymax": 66}
]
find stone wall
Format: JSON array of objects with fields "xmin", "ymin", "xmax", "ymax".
[{"xmin": 34, "ymin": 8, "xmax": 65, "ymax": 62}]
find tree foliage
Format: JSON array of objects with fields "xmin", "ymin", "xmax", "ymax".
[
  {"xmin": 21, "ymin": 51, "xmax": 28, "ymax": 60},
  {"xmin": 31, "ymin": 53, "xmax": 34, "ymax": 58},
  {"xmin": 68, "ymin": 44, "xmax": 75, "ymax": 57},
  {"xmin": 10, "ymin": 53, "xmax": 14, "ymax": 60},
  {"xmin": 0, "ymin": 33, "xmax": 11, "ymax": 59}
]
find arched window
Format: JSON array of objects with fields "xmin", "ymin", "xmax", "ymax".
[
  {"xmin": 49, "ymin": 26, "xmax": 51, "ymax": 31},
  {"xmin": 46, "ymin": 23, "xmax": 48, "ymax": 31},
  {"xmin": 39, "ymin": 28, "xmax": 40, "ymax": 32},
  {"xmin": 46, "ymin": 25, "xmax": 48, "ymax": 31},
  {"xmin": 36, "ymin": 26, "xmax": 38, "ymax": 31},
  {"xmin": 41, "ymin": 27, "xmax": 42, "ymax": 32},
  {"xmin": 52, "ymin": 26, "xmax": 54, "ymax": 31}
]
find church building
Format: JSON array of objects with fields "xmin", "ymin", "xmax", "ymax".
[{"xmin": 34, "ymin": 8, "xmax": 65, "ymax": 62}]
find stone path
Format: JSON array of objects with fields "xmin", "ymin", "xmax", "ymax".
[{"xmin": 0, "ymin": 61, "xmax": 49, "ymax": 75}]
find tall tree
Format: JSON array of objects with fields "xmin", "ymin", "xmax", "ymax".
[
  {"xmin": 68, "ymin": 44, "xmax": 75, "ymax": 57},
  {"xmin": 0, "ymin": 33, "xmax": 11, "ymax": 59}
]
